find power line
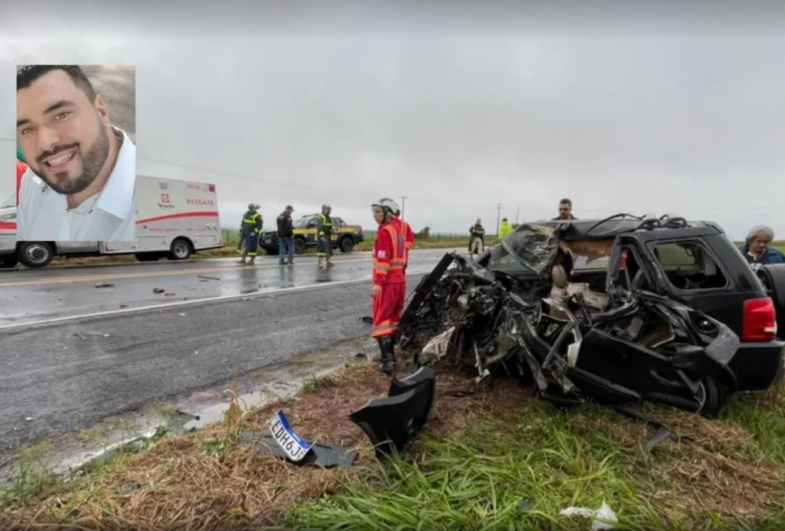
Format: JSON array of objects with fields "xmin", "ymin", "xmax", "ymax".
[{"xmin": 138, "ymin": 156, "xmax": 495, "ymax": 211}]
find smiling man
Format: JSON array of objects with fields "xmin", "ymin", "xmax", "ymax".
[{"xmin": 16, "ymin": 65, "xmax": 136, "ymax": 241}]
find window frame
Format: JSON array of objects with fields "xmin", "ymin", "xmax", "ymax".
[{"xmin": 645, "ymin": 238, "xmax": 731, "ymax": 294}]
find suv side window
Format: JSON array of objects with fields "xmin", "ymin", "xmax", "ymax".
[
  {"xmin": 332, "ymin": 217, "xmax": 344, "ymax": 228},
  {"xmin": 651, "ymin": 240, "xmax": 728, "ymax": 291}
]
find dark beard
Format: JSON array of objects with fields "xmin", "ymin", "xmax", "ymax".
[{"xmin": 30, "ymin": 119, "xmax": 111, "ymax": 196}]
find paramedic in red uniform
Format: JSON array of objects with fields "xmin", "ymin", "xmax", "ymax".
[
  {"xmin": 371, "ymin": 198, "xmax": 407, "ymax": 376},
  {"xmin": 392, "ymin": 203, "xmax": 414, "ymax": 273},
  {"xmin": 378, "ymin": 198, "xmax": 415, "ymax": 273}
]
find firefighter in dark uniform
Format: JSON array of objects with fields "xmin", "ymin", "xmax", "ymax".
[
  {"xmin": 237, "ymin": 203, "xmax": 262, "ymax": 265},
  {"xmin": 316, "ymin": 204, "xmax": 334, "ymax": 268}
]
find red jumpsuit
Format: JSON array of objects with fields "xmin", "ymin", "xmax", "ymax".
[
  {"xmin": 392, "ymin": 216, "xmax": 414, "ymax": 273},
  {"xmin": 371, "ymin": 221, "xmax": 407, "ymax": 338}
]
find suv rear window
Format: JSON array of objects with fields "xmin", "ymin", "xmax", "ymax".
[{"xmin": 651, "ymin": 241, "xmax": 728, "ymax": 291}]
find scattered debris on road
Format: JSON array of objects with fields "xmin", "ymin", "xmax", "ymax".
[
  {"xmin": 153, "ymin": 288, "xmax": 165, "ymax": 294},
  {"xmin": 94, "ymin": 282, "xmax": 115, "ymax": 288},
  {"xmin": 398, "ymin": 227, "xmax": 740, "ymax": 417},
  {"xmin": 197, "ymin": 275, "xmax": 221, "ymax": 281}
]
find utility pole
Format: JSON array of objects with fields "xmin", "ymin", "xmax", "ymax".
[
  {"xmin": 495, "ymin": 203, "xmax": 502, "ymax": 235},
  {"xmin": 400, "ymin": 196, "xmax": 408, "ymax": 221},
  {"xmin": 515, "ymin": 205, "xmax": 520, "ymax": 225}
]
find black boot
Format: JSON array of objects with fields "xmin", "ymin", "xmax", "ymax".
[{"xmin": 377, "ymin": 336, "xmax": 395, "ymax": 376}]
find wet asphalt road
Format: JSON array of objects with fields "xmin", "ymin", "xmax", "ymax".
[
  {"xmin": 0, "ymin": 250, "xmax": 450, "ymax": 461},
  {"xmin": 0, "ymin": 250, "xmax": 451, "ymax": 327}
]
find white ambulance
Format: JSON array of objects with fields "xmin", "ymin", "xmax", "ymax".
[{"xmin": 0, "ymin": 175, "xmax": 223, "ymax": 268}]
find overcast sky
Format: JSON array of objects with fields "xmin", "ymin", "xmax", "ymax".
[{"xmin": 1, "ymin": 1, "xmax": 784, "ymax": 240}]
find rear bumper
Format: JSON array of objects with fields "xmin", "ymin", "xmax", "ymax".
[{"xmin": 728, "ymin": 339, "xmax": 785, "ymax": 391}]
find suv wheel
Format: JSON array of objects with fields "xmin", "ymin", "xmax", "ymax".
[
  {"xmin": 294, "ymin": 238, "xmax": 307, "ymax": 254},
  {"xmin": 18, "ymin": 242, "xmax": 54, "ymax": 268},
  {"xmin": 695, "ymin": 375, "xmax": 727, "ymax": 418}
]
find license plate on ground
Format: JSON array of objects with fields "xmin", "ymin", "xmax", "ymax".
[{"xmin": 267, "ymin": 410, "xmax": 313, "ymax": 462}]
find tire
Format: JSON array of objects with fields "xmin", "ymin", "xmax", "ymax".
[
  {"xmin": 135, "ymin": 253, "xmax": 163, "ymax": 262},
  {"xmin": 696, "ymin": 375, "xmax": 727, "ymax": 418},
  {"xmin": 339, "ymin": 236, "xmax": 355, "ymax": 253},
  {"xmin": 168, "ymin": 238, "xmax": 192, "ymax": 261},
  {"xmin": 0, "ymin": 254, "xmax": 19, "ymax": 269},
  {"xmin": 294, "ymin": 238, "xmax": 307, "ymax": 255},
  {"xmin": 18, "ymin": 242, "xmax": 54, "ymax": 268}
]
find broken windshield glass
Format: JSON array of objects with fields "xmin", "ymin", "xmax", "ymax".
[{"xmin": 490, "ymin": 224, "xmax": 558, "ymax": 277}]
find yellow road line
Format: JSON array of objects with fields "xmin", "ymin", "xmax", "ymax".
[{"xmin": 0, "ymin": 257, "xmax": 371, "ymax": 288}]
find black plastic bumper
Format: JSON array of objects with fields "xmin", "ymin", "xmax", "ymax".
[{"xmin": 729, "ymin": 340, "xmax": 785, "ymax": 391}]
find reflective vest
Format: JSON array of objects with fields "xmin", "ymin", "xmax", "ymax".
[
  {"xmin": 242, "ymin": 211, "xmax": 262, "ymax": 234},
  {"xmin": 499, "ymin": 220, "xmax": 513, "ymax": 239}
]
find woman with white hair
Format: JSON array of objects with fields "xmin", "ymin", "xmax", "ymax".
[{"xmin": 740, "ymin": 225, "xmax": 785, "ymax": 265}]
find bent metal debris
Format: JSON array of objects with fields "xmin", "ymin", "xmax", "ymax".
[{"xmin": 397, "ymin": 220, "xmax": 740, "ymax": 417}]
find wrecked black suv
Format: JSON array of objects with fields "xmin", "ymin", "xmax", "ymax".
[{"xmin": 399, "ymin": 215, "xmax": 785, "ymax": 416}]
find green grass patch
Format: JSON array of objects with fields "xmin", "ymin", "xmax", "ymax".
[
  {"xmin": 287, "ymin": 396, "xmax": 785, "ymax": 530},
  {"xmin": 723, "ymin": 376, "xmax": 785, "ymax": 465}
]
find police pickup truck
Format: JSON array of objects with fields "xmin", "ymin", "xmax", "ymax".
[{"xmin": 259, "ymin": 213, "xmax": 364, "ymax": 256}]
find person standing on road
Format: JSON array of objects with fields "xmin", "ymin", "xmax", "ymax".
[
  {"xmin": 237, "ymin": 203, "xmax": 262, "ymax": 265},
  {"xmin": 553, "ymin": 198, "xmax": 577, "ymax": 220},
  {"xmin": 316, "ymin": 204, "xmax": 334, "ymax": 268},
  {"xmin": 277, "ymin": 205, "xmax": 295, "ymax": 265},
  {"xmin": 370, "ymin": 198, "xmax": 407, "ymax": 376},
  {"xmin": 499, "ymin": 217, "xmax": 513, "ymax": 239},
  {"xmin": 380, "ymin": 198, "xmax": 414, "ymax": 274},
  {"xmin": 236, "ymin": 221, "xmax": 246, "ymax": 255},
  {"xmin": 469, "ymin": 218, "xmax": 486, "ymax": 255},
  {"xmin": 395, "ymin": 206, "xmax": 414, "ymax": 273},
  {"xmin": 740, "ymin": 225, "xmax": 785, "ymax": 265}
]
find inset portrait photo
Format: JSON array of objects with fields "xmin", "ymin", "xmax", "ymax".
[{"xmin": 16, "ymin": 65, "xmax": 136, "ymax": 241}]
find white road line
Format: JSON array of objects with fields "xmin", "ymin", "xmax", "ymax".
[{"xmin": 0, "ymin": 269, "xmax": 433, "ymax": 332}]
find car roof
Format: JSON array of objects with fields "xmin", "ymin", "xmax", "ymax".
[{"xmin": 520, "ymin": 215, "xmax": 723, "ymax": 241}]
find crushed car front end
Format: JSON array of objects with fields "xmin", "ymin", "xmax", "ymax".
[{"xmin": 399, "ymin": 222, "xmax": 741, "ymax": 417}]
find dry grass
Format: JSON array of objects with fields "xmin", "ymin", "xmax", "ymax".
[{"xmin": 3, "ymin": 359, "xmax": 785, "ymax": 529}]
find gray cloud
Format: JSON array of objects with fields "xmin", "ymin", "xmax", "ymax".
[{"xmin": 2, "ymin": 1, "xmax": 785, "ymax": 240}]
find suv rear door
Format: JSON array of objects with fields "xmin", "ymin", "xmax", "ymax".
[{"xmin": 640, "ymin": 236, "xmax": 747, "ymax": 331}]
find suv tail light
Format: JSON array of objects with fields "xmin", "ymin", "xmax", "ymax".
[{"xmin": 741, "ymin": 297, "xmax": 777, "ymax": 342}]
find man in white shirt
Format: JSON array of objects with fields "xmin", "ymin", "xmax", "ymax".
[{"xmin": 16, "ymin": 65, "xmax": 136, "ymax": 242}]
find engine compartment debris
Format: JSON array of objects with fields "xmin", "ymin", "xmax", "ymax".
[{"xmin": 398, "ymin": 222, "xmax": 741, "ymax": 417}]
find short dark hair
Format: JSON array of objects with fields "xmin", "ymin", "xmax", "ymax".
[
  {"xmin": 559, "ymin": 198, "xmax": 572, "ymax": 206},
  {"xmin": 17, "ymin": 65, "xmax": 97, "ymax": 104}
]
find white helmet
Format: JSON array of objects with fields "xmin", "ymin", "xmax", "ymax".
[{"xmin": 375, "ymin": 197, "xmax": 400, "ymax": 216}]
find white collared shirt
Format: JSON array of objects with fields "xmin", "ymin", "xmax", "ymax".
[{"xmin": 17, "ymin": 128, "xmax": 136, "ymax": 242}]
